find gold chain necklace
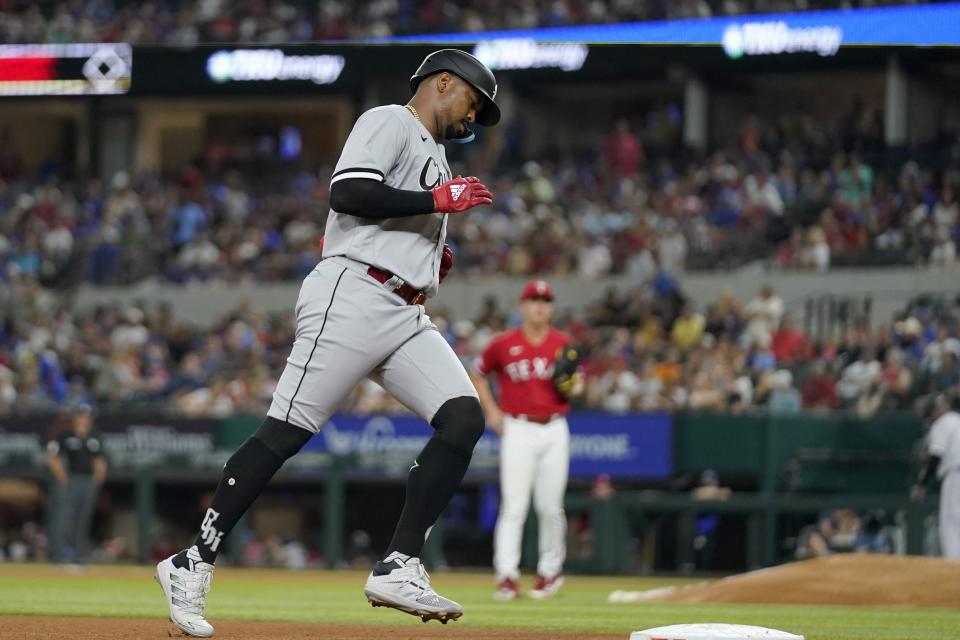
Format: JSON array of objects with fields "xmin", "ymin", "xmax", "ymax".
[{"xmin": 405, "ymin": 104, "xmax": 421, "ymax": 122}]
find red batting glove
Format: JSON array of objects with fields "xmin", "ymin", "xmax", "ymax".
[
  {"xmin": 439, "ymin": 244, "xmax": 454, "ymax": 284},
  {"xmin": 431, "ymin": 175, "xmax": 493, "ymax": 213}
]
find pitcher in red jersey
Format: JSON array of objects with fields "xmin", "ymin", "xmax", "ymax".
[{"xmin": 470, "ymin": 279, "xmax": 584, "ymax": 601}]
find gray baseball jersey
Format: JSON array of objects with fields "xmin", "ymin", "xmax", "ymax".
[
  {"xmin": 267, "ymin": 105, "xmax": 477, "ymax": 433},
  {"xmin": 324, "ymin": 105, "xmax": 452, "ymax": 297}
]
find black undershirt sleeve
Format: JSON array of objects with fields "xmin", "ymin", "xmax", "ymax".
[
  {"xmin": 917, "ymin": 454, "xmax": 941, "ymax": 486},
  {"xmin": 330, "ymin": 178, "xmax": 435, "ymax": 219}
]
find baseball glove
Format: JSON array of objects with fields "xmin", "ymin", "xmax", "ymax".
[{"xmin": 552, "ymin": 344, "xmax": 582, "ymax": 396}]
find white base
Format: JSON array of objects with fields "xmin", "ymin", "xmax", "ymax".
[{"xmin": 631, "ymin": 623, "xmax": 804, "ymax": 640}]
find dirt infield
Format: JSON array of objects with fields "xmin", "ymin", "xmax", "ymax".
[
  {"xmin": 0, "ymin": 616, "xmax": 626, "ymax": 640},
  {"xmin": 651, "ymin": 555, "xmax": 960, "ymax": 608}
]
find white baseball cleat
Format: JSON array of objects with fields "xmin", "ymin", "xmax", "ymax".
[
  {"xmin": 493, "ymin": 577, "xmax": 520, "ymax": 601},
  {"xmin": 363, "ymin": 557, "xmax": 464, "ymax": 624},
  {"xmin": 155, "ymin": 554, "xmax": 215, "ymax": 637},
  {"xmin": 528, "ymin": 574, "xmax": 564, "ymax": 600}
]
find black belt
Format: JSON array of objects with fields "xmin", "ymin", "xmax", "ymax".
[
  {"xmin": 366, "ymin": 266, "xmax": 426, "ymax": 306},
  {"xmin": 509, "ymin": 413, "xmax": 562, "ymax": 425}
]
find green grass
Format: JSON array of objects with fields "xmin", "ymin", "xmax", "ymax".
[{"xmin": 1, "ymin": 565, "xmax": 958, "ymax": 639}]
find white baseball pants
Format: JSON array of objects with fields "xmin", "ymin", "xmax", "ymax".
[
  {"xmin": 941, "ymin": 470, "xmax": 960, "ymax": 558},
  {"xmin": 494, "ymin": 415, "xmax": 569, "ymax": 580}
]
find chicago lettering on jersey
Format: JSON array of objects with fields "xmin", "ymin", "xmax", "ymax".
[{"xmin": 418, "ymin": 157, "xmax": 450, "ymax": 190}]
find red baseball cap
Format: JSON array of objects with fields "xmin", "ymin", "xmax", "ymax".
[{"xmin": 520, "ymin": 279, "xmax": 554, "ymax": 301}]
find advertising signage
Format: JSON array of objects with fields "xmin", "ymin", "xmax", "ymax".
[
  {"xmin": 721, "ymin": 21, "xmax": 842, "ymax": 58},
  {"xmin": 129, "ymin": 44, "xmax": 596, "ymax": 96},
  {"xmin": 0, "ymin": 413, "xmax": 217, "ymax": 470},
  {"xmin": 302, "ymin": 412, "xmax": 673, "ymax": 480},
  {"xmin": 123, "ymin": 43, "xmax": 901, "ymax": 97},
  {"xmin": 0, "ymin": 43, "xmax": 132, "ymax": 96},
  {"xmin": 472, "ymin": 39, "xmax": 589, "ymax": 72},
  {"xmin": 2, "ymin": 411, "xmax": 671, "ymax": 480},
  {"xmin": 130, "ymin": 45, "xmax": 399, "ymax": 96},
  {"xmin": 2, "ymin": 34, "xmax": 952, "ymax": 100},
  {"xmin": 205, "ymin": 49, "xmax": 346, "ymax": 85}
]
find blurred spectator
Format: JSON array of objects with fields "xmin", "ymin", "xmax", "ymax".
[
  {"xmin": 2, "ymin": 107, "xmax": 959, "ymax": 287},
  {"xmin": 635, "ymin": 359, "xmax": 665, "ymax": 411},
  {"xmin": 653, "ymin": 347, "xmax": 682, "ymax": 386},
  {"xmin": 671, "ymin": 304, "xmax": 705, "ymax": 352},
  {"xmin": 657, "ymin": 223, "xmax": 688, "ymax": 276},
  {"xmin": 853, "ymin": 511, "xmax": 893, "ymax": 554},
  {"xmin": 796, "ymin": 513, "xmax": 835, "ymax": 559},
  {"xmin": 839, "ymin": 152, "xmax": 874, "ymax": 207},
  {"xmin": 802, "ymin": 360, "xmax": 839, "ymax": 411},
  {"xmin": 593, "ymin": 356, "xmax": 641, "ymax": 413},
  {"xmin": 855, "ymin": 379, "xmax": 885, "ymax": 418},
  {"xmin": 929, "ymin": 226, "xmax": 956, "ymax": 269},
  {"xmin": 604, "ymin": 119, "xmax": 644, "ymax": 179},
  {"xmin": 688, "ymin": 370, "xmax": 726, "ymax": 411},
  {"xmin": 837, "ymin": 348, "xmax": 882, "ymax": 406},
  {"xmin": 879, "ymin": 349, "xmax": 913, "ymax": 409},
  {"xmin": 802, "ymin": 226, "xmax": 831, "ymax": 272},
  {"xmin": 743, "ymin": 166, "xmax": 784, "ymax": 218},
  {"xmin": 770, "ymin": 315, "xmax": 808, "ymax": 365},
  {"xmin": 704, "ymin": 290, "xmax": 744, "ymax": 340},
  {"xmin": 933, "ymin": 185, "xmax": 958, "ymax": 228},
  {"xmin": 690, "ymin": 468, "xmax": 731, "ymax": 571},
  {"xmin": 1, "ymin": 218, "xmax": 958, "ymax": 420},
  {"xmin": 3, "ymin": 0, "xmax": 927, "ymax": 45},
  {"xmin": 766, "ymin": 369, "xmax": 802, "ymax": 415},
  {"xmin": 927, "ymin": 351, "xmax": 960, "ymax": 395},
  {"xmin": 0, "ymin": 364, "xmax": 17, "ymax": 414},
  {"xmin": 592, "ymin": 474, "xmax": 615, "ymax": 500},
  {"xmin": 921, "ymin": 326, "xmax": 960, "ymax": 374},
  {"xmin": 776, "ymin": 227, "xmax": 806, "ymax": 270},
  {"xmin": 743, "ymin": 285, "xmax": 784, "ymax": 347},
  {"xmin": 796, "ymin": 508, "xmax": 882, "ymax": 559}
]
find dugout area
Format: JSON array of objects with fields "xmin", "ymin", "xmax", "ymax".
[{"xmin": 0, "ymin": 409, "xmax": 939, "ymax": 573}]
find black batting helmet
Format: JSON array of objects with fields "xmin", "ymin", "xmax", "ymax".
[{"xmin": 410, "ymin": 49, "xmax": 501, "ymax": 128}]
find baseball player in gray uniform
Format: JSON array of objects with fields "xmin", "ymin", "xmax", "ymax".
[
  {"xmin": 156, "ymin": 49, "xmax": 499, "ymax": 636},
  {"xmin": 912, "ymin": 394, "xmax": 960, "ymax": 558}
]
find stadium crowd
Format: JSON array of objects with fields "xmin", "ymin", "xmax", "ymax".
[
  {"xmin": 0, "ymin": 0, "xmax": 940, "ymax": 44},
  {"xmin": 2, "ymin": 268, "xmax": 959, "ymax": 420},
  {"xmin": 2, "ymin": 110, "xmax": 959, "ymax": 289}
]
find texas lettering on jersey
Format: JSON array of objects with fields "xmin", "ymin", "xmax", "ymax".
[
  {"xmin": 476, "ymin": 327, "xmax": 572, "ymax": 416},
  {"xmin": 503, "ymin": 356, "xmax": 553, "ymax": 383}
]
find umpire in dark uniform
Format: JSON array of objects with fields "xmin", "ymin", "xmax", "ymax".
[{"xmin": 46, "ymin": 403, "xmax": 107, "ymax": 564}]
